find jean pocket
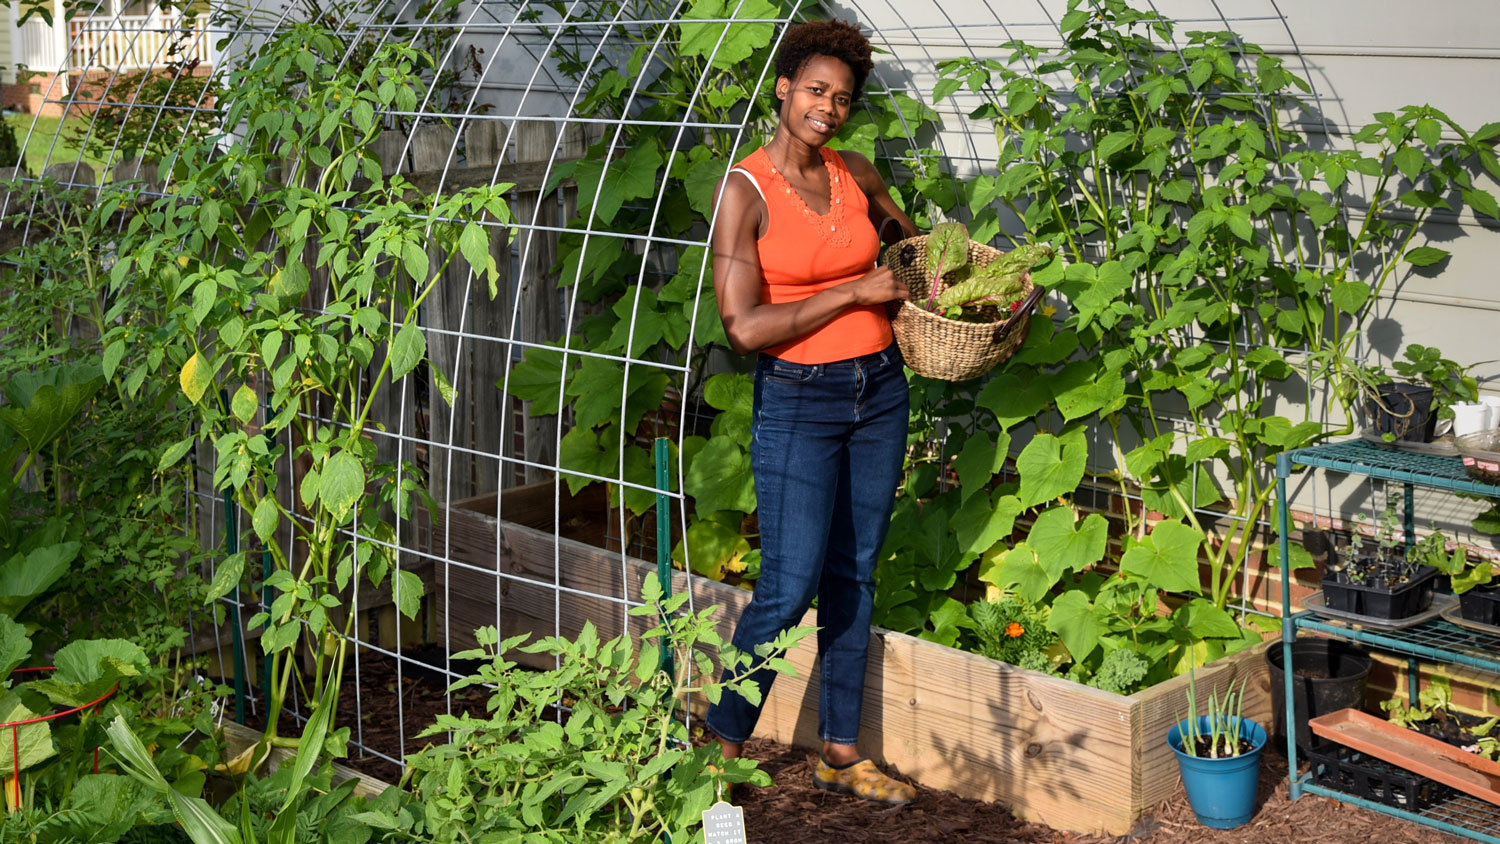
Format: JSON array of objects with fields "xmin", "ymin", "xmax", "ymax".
[{"xmin": 764, "ymin": 362, "xmax": 816, "ymax": 384}]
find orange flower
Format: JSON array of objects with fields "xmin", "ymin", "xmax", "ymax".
[{"xmin": 1005, "ymin": 622, "xmax": 1025, "ymax": 638}]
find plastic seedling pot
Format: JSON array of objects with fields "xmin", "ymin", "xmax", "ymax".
[
  {"xmin": 1366, "ymin": 382, "xmax": 1437, "ymax": 443},
  {"xmin": 1458, "ymin": 583, "xmax": 1500, "ymax": 626}
]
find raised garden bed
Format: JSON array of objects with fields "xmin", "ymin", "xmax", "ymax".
[{"xmin": 430, "ymin": 480, "xmax": 1272, "ymax": 836}]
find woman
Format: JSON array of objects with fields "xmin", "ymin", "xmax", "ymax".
[{"xmin": 705, "ymin": 18, "xmax": 918, "ymax": 805}]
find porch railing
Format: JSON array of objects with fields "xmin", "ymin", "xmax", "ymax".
[{"xmin": 67, "ymin": 13, "xmax": 212, "ymax": 72}]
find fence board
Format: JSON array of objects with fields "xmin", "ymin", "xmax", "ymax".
[
  {"xmin": 464, "ymin": 120, "xmax": 518, "ymax": 493},
  {"xmin": 511, "ymin": 121, "xmax": 579, "ymax": 483},
  {"xmin": 422, "ymin": 122, "xmax": 514, "ymax": 505}
]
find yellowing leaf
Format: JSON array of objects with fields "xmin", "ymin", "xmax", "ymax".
[{"xmin": 179, "ymin": 352, "xmax": 212, "ymax": 404}]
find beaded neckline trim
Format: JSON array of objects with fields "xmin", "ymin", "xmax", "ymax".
[{"xmin": 761, "ymin": 147, "xmax": 851, "ymax": 248}]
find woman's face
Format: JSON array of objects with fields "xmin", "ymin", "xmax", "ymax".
[{"xmin": 775, "ymin": 53, "xmax": 855, "ymax": 147}]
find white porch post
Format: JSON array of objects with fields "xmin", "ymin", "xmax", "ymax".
[
  {"xmin": 50, "ymin": 0, "xmax": 68, "ymax": 94},
  {"xmin": 6, "ymin": 2, "xmax": 18, "ymax": 86}
]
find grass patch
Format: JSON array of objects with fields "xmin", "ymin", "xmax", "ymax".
[{"xmin": 4, "ymin": 113, "xmax": 113, "ymax": 178}]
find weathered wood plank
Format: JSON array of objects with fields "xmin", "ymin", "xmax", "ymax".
[
  {"xmin": 425, "ymin": 121, "xmax": 515, "ymax": 505},
  {"xmin": 511, "ymin": 122, "xmax": 572, "ymax": 484},
  {"xmin": 414, "ymin": 123, "xmax": 467, "ymax": 507},
  {"xmin": 221, "ymin": 721, "xmax": 392, "ymax": 799},
  {"xmin": 401, "ymin": 157, "xmax": 573, "ymax": 197}
]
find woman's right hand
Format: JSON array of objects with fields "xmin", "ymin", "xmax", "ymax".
[{"xmin": 843, "ymin": 266, "xmax": 910, "ymax": 305}]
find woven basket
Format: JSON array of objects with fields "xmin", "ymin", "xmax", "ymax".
[{"xmin": 883, "ymin": 234, "xmax": 1034, "ymax": 382}]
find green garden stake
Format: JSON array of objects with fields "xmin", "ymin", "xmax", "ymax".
[
  {"xmin": 219, "ymin": 389, "xmax": 248, "ymax": 724},
  {"xmin": 260, "ymin": 393, "xmax": 275, "ymax": 702},
  {"xmin": 655, "ymin": 437, "xmax": 674, "ymax": 679},
  {"xmin": 224, "ymin": 485, "xmax": 247, "ymax": 725},
  {"xmin": 262, "ymin": 549, "xmax": 274, "ymax": 700}
]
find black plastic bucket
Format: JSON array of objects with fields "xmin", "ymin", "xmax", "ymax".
[{"xmin": 1265, "ymin": 639, "xmax": 1373, "ymax": 750}]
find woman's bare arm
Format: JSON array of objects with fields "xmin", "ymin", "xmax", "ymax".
[
  {"xmin": 840, "ymin": 151, "xmax": 919, "ymax": 245},
  {"xmin": 711, "ymin": 172, "xmax": 908, "ymax": 356}
]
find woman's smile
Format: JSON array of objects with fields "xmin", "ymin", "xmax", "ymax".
[{"xmin": 806, "ymin": 114, "xmax": 837, "ymax": 135}]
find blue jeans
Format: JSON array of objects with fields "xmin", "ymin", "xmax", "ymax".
[{"xmin": 705, "ymin": 343, "xmax": 909, "ymax": 746}]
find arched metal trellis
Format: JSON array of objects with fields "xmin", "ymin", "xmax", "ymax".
[{"xmin": 9, "ymin": 0, "xmax": 1483, "ymax": 818}]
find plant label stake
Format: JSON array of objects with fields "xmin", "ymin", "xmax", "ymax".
[{"xmin": 702, "ymin": 800, "xmax": 747, "ymax": 843}]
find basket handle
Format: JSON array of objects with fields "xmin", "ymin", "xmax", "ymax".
[{"xmin": 993, "ymin": 284, "xmax": 1045, "ymax": 344}]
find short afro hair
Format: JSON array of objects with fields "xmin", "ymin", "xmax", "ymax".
[{"xmin": 775, "ymin": 19, "xmax": 874, "ymax": 101}]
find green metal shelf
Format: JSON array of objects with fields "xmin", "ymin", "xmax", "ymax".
[
  {"xmin": 1285, "ymin": 438, "xmax": 1500, "ymax": 497},
  {"xmin": 1289, "ymin": 612, "xmax": 1500, "ymax": 676},
  {"xmin": 1296, "ymin": 779, "xmax": 1500, "ymax": 843},
  {"xmin": 1275, "ymin": 437, "xmax": 1500, "ymax": 844}
]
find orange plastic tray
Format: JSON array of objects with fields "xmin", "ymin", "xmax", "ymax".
[{"xmin": 1309, "ymin": 708, "xmax": 1500, "ymax": 807}]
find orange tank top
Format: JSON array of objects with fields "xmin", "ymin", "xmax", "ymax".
[{"xmin": 734, "ymin": 147, "xmax": 888, "ymax": 364}]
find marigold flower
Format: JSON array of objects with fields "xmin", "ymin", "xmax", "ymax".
[{"xmin": 1005, "ymin": 622, "xmax": 1025, "ymax": 638}]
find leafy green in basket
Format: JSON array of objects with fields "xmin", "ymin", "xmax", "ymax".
[
  {"xmin": 925, "ymin": 221, "xmax": 971, "ymax": 308},
  {"xmin": 937, "ymin": 243, "xmax": 1055, "ymax": 313}
]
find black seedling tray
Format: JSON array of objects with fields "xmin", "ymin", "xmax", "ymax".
[
  {"xmin": 1320, "ymin": 565, "xmax": 1438, "ymax": 620},
  {"xmin": 1305, "ymin": 739, "xmax": 1451, "ymax": 811}
]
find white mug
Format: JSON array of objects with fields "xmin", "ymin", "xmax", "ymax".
[{"xmin": 1451, "ymin": 402, "xmax": 1491, "ymax": 438}]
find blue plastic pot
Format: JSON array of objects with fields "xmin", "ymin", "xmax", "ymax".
[{"xmin": 1167, "ymin": 715, "xmax": 1267, "ymax": 829}]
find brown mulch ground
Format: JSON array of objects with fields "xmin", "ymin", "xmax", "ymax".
[
  {"xmin": 731, "ymin": 738, "xmax": 1463, "ymax": 844},
  {"xmin": 310, "ymin": 647, "xmax": 1465, "ymax": 843}
]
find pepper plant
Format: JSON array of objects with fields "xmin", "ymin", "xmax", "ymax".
[
  {"xmin": 107, "ymin": 25, "xmax": 513, "ymax": 783},
  {"xmin": 878, "ymin": 0, "xmax": 1499, "ymax": 688}
]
